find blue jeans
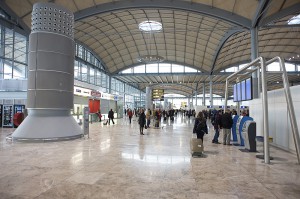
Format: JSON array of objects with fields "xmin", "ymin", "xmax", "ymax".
[{"xmin": 213, "ymin": 128, "xmax": 219, "ymax": 142}]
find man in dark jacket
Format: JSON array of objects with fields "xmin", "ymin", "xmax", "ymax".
[
  {"xmin": 108, "ymin": 109, "xmax": 115, "ymax": 125},
  {"xmin": 138, "ymin": 109, "xmax": 146, "ymax": 135},
  {"xmin": 221, "ymin": 109, "xmax": 233, "ymax": 145},
  {"xmin": 212, "ymin": 110, "xmax": 222, "ymax": 144}
]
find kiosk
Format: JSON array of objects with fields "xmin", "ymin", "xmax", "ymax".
[
  {"xmin": 241, "ymin": 121, "xmax": 256, "ymax": 152},
  {"xmin": 236, "ymin": 116, "xmax": 253, "ymax": 146},
  {"xmin": 232, "ymin": 115, "xmax": 239, "ymax": 142}
]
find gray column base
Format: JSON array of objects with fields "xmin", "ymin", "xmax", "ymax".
[{"xmin": 12, "ymin": 109, "xmax": 83, "ymax": 142}]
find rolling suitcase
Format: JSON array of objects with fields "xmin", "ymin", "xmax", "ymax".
[{"xmin": 190, "ymin": 137, "xmax": 204, "ymax": 157}]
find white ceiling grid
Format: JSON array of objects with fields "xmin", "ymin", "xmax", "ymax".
[{"xmin": 2, "ymin": 0, "xmax": 300, "ymax": 96}]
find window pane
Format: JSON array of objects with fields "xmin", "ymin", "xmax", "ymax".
[
  {"xmin": 81, "ymin": 63, "xmax": 88, "ymax": 82},
  {"xmin": 285, "ymin": 63, "xmax": 295, "ymax": 71},
  {"xmin": 4, "ymin": 28, "xmax": 13, "ymax": 59},
  {"xmin": 102, "ymin": 73, "xmax": 107, "ymax": 87},
  {"xmin": 267, "ymin": 62, "xmax": 280, "ymax": 71},
  {"xmin": 146, "ymin": 63, "xmax": 158, "ymax": 73},
  {"xmin": 74, "ymin": 61, "xmax": 80, "ymax": 80},
  {"xmin": 297, "ymin": 65, "xmax": 300, "ymax": 71},
  {"xmin": 14, "ymin": 32, "xmax": 27, "ymax": 63},
  {"xmin": 86, "ymin": 51, "xmax": 91, "ymax": 62},
  {"xmin": 121, "ymin": 68, "xmax": 132, "ymax": 73},
  {"xmin": 78, "ymin": 45, "xmax": 83, "ymax": 59},
  {"xmin": 225, "ymin": 66, "xmax": 238, "ymax": 72},
  {"xmin": 185, "ymin": 66, "xmax": 197, "ymax": 73},
  {"xmin": 13, "ymin": 62, "xmax": 26, "ymax": 79},
  {"xmin": 134, "ymin": 65, "xmax": 145, "ymax": 73},
  {"xmin": 0, "ymin": 59, "xmax": 4, "ymax": 79},
  {"xmin": 111, "ymin": 78, "xmax": 116, "ymax": 91},
  {"xmin": 172, "ymin": 64, "xmax": 184, "ymax": 73},
  {"xmin": 96, "ymin": 70, "xmax": 101, "ymax": 86},
  {"xmin": 4, "ymin": 60, "xmax": 12, "ymax": 79},
  {"xmin": 159, "ymin": 63, "xmax": 171, "ymax": 73},
  {"xmin": 89, "ymin": 67, "xmax": 95, "ymax": 84}
]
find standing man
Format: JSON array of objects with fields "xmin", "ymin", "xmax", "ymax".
[
  {"xmin": 212, "ymin": 110, "xmax": 222, "ymax": 144},
  {"xmin": 221, "ymin": 109, "xmax": 233, "ymax": 145},
  {"xmin": 108, "ymin": 109, "xmax": 115, "ymax": 125},
  {"xmin": 138, "ymin": 109, "xmax": 146, "ymax": 135}
]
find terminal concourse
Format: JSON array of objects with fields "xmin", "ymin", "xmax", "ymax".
[
  {"xmin": 0, "ymin": 1, "xmax": 300, "ymax": 199},
  {"xmin": 0, "ymin": 117, "xmax": 300, "ymax": 198}
]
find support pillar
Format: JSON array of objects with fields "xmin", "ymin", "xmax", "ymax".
[
  {"xmin": 210, "ymin": 76, "xmax": 213, "ymax": 106},
  {"xmin": 12, "ymin": 2, "xmax": 82, "ymax": 141},
  {"xmin": 202, "ymin": 82, "xmax": 206, "ymax": 106},
  {"xmin": 145, "ymin": 87, "xmax": 152, "ymax": 110},
  {"xmin": 108, "ymin": 76, "xmax": 112, "ymax": 94},
  {"xmin": 195, "ymin": 91, "xmax": 198, "ymax": 106},
  {"xmin": 251, "ymin": 27, "xmax": 259, "ymax": 98}
]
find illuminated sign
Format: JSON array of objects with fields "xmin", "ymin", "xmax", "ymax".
[
  {"xmin": 74, "ymin": 86, "xmax": 91, "ymax": 97},
  {"xmin": 91, "ymin": 90, "xmax": 102, "ymax": 97},
  {"xmin": 152, "ymin": 89, "xmax": 164, "ymax": 101}
]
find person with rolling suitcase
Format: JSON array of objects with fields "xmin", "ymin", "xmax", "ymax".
[{"xmin": 191, "ymin": 112, "xmax": 208, "ymax": 157}]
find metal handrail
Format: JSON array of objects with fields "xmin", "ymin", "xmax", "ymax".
[
  {"xmin": 224, "ymin": 56, "xmax": 300, "ymax": 164},
  {"xmin": 265, "ymin": 57, "xmax": 300, "ymax": 164},
  {"xmin": 224, "ymin": 57, "xmax": 270, "ymax": 163}
]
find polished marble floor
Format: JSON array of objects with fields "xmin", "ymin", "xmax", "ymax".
[{"xmin": 0, "ymin": 115, "xmax": 300, "ymax": 199}]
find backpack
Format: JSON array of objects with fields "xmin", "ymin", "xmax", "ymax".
[{"xmin": 196, "ymin": 119, "xmax": 207, "ymax": 134}]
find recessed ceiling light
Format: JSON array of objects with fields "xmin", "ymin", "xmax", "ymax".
[
  {"xmin": 277, "ymin": 81, "xmax": 279, "ymax": 84},
  {"xmin": 139, "ymin": 21, "xmax": 162, "ymax": 32}
]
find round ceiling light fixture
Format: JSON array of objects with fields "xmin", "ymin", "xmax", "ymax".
[
  {"xmin": 138, "ymin": 20, "xmax": 162, "ymax": 32},
  {"xmin": 137, "ymin": 20, "xmax": 164, "ymax": 63},
  {"xmin": 137, "ymin": 55, "xmax": 164, "ymax": 63}
]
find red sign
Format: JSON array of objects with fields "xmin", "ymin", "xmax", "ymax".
[{"xmin": 91, "ymin": 90, "xmax": 101, "ymax": 97}]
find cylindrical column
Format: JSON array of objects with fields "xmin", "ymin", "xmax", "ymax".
[
  {"xmin": 210, "ymin": 76, "xmax": 213, "ymax": 106},
  {"xmin": 251, "ymin": 28, "xmax": 259, "ymax": 98},
  {"xmin": 203, "ymin": 82, "xmax": 206, "ymax": 106},
  {"xmin": 164, "ymin": 98, "xmax": 168, "ymax": 110},
  {"xmin": 12, "ymin": 3, "xmax": 82, "ymax": 141},
  {"xmin": 145, "ymin": 87, "xmax": 152, "ymax": 110},
  {"xmin": 195, "ymin": 90, "xmax": 198, "ymax": 106}
]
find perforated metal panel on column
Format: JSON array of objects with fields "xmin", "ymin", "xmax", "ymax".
[
  {"xmin": 12, "ymin": 3, "xmax": 82, "ymax": 141},
  {"xmin": 28, "ymin": 3, "xmax": 74, "ymax": 110}
]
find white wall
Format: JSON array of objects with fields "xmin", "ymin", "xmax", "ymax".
[{"xmin": 249, "ymin": 85, "xmax": 300, "ymax": 152}]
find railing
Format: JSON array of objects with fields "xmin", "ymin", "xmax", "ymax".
[{"xmin": 224, "ymin": 56, "xmax": 300, "ymax": 164}]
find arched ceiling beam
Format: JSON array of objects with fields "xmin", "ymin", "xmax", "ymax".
[
  {"xmin": 113, "ymin": 72, "xmax": 210, "ymax": 77},
  {"xmin": 74, "ymin": 0, "xmax": 251, "ymax": 28},
  {"xmin": 252, "ymin": 0, "xmax": 271, "ymax": 28},
  {"xmin": 210, "ymin": 29, "xmax": 245, "ymax": 75},
  {"xmin": 149, "ymin": 83, "xmax": 195, "ymax": 91},
  {"xmin": 112, "ymin": 61, "xmax": 208, "ymax": 75},
  {"xmin": 163, "ymin": 89, "xmax": 190, "ymax": 97},
  {"xmin": 259, "ymin": 3, "xmax": 300, "ymax": 26},
  {"xmin": 213, "ymin": 60, "xmax": 251, "ymax": 74}
]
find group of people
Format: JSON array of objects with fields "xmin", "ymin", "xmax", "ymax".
[
  {"xmin": 193, "ymin": 109, "xmax": 234, "ymax": 145},
  {"xmin": 96, "ymin": 109, "xmax": 115, "ymax": 125}
]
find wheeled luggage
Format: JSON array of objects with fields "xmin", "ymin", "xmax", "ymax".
[{"xmin": 190, "ymin": 138, "xmax": 204, "ymax": 157}]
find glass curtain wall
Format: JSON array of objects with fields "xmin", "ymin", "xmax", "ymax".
[
  {"xmin": 0, "ymin": 24, "xmax": 27, "ymax": 79},
  {"xmin": 0, "ymin": 23, "xmax": 144, "ymax": 107}
]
